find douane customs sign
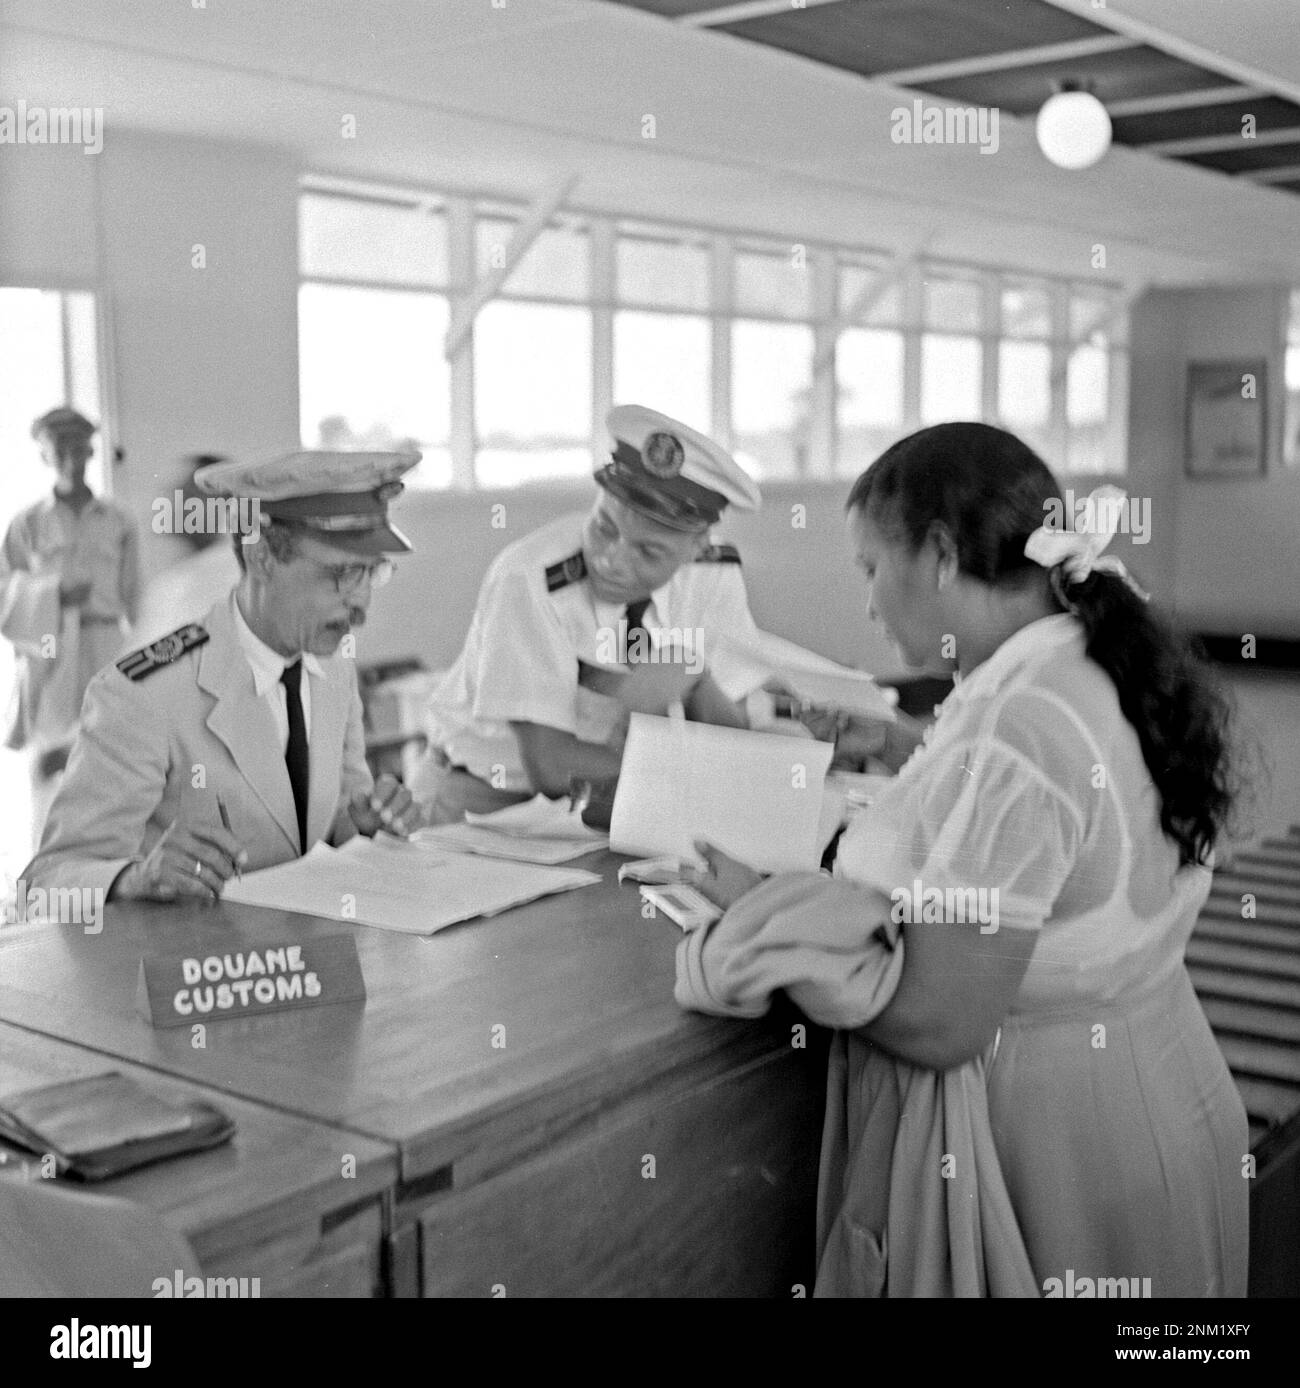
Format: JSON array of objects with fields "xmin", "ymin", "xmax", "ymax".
[{"xmin": 137, "ymin": 935, "xmax": 365, "ymax": 1028}]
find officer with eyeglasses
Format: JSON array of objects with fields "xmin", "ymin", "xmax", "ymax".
[{"xmin": 23, "ymin": 450, "xmax": 420, "ymax": 904}]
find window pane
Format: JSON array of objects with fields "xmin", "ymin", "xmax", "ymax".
[
  {"xmin": 998, "ymin": 340, "xmax": 1052, "ymax": 460},
  {"xmin": 475, "ymin": 217, "xmax": 589, "ymax": 301},
  {"xmin": 300, "ymin": 192, "xmax": 447, "ymax": 287},
  {"xmin": 837, "ymin": 328, "xmax": 903, "ymax": 473},
  {"xmin": 1066, "ymin": 343, "xmax": 1110, "ymax": 473},
  {"xmin": 475, "ymin": 301, "xmax": 591, "ymax": 486},
  {"xmin": 299, "ymin": 283, "xmax": 452, "ymax": 488},
  {"xmin": 0, "ymin": 288, "xmax": 84, "ymax": 513},
  {"xmin": 920, "ymin": 334, "xmax": 981, "ymax": 424},
  {"xmin": 1070, "ymin": 294, "xmax": 1112, "ymax": 346},
  {"xmin": 1067, "ymin": 344, "xmax": 1108, "ymax": 425},
  {"xmin": 734, "ymin": 250, "xmax": 811, "ymax": 320},
  {"xmin": 1001, "ymin": 285, "xmax": 1052, "ymax": 339},
  {"xmin": 616, "ymin": 236, "xmax": 709, "ymax": 311},
  {"xmin": 613, "ymin": 312, "xmax": 710, "ymax": 432},
  {"xmin": 923, "ymin": 276, "xmax": 981, "ymax": 333},
  {"xmin": 838, "ymin": 261, "xmax": 902, "ymax": 327},
  {"xmin": 732, "ymin": 320, "xmax": 814, "ymax": 478},
  {"xmin": 998, "ymin": 341, "xmax": 1051, "ymax": 427}
]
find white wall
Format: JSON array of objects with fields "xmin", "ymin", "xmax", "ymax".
[
  {"xmin": 0, "ymin": 130, "xmax": 301, "ymax": 585},
  {"xmin": 1129, "ymin": 285, "xmax": 1300, "ymax": 637}
]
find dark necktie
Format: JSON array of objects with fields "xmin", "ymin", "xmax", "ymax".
[
  {"xmin": 624, "ymin": 598, "xmax": 651, "ymax": 664},
  {"xmin": 280, "ymin": 660, "xmax": 309, "ymax": 854}
]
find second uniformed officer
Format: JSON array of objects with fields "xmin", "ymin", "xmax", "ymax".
[{"xmin": 411, "ymin": 405, "xmax": 768, "ymax": 823}]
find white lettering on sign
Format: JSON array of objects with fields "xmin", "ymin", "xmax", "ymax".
[{"xmin": 148, "ymin": 937, "xmax": 360, "ymax": 1027}]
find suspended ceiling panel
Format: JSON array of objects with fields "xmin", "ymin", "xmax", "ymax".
[{"xmin": 606, "ymin": 0, "xmax": 1300, "ymax": 199}]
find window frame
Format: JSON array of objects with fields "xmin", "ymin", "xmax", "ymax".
[{"xmin": 297, "ymin": 176, "xmax": 1132, "ymax": 489}]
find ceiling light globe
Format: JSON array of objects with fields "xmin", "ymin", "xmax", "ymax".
[{"xmin": 1036, "ymin": 90, "xmax": 1112, "ymax": 170}]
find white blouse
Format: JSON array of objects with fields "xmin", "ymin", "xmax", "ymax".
[{"xmin": 835, "ymin": 614, "xmax": 1213, "ymax": 1013}]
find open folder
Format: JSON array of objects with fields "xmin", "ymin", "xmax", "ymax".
[
  {"xmin": 610, "ymin": 714, "xmax": 836, "ymax": 874},
  {"xmin": 222, "ymin": 835, "xmax": 600, "ymax": 935}
]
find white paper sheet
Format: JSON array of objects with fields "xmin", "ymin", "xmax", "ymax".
[
  {"xmin": 411, "ymin": 823, "xmax": 605, "ymax": 865},
  {"xmin": 610, "ymin": 714, "xmax": 835, "ymax": 874},
  {"xmin": 221, "ymin": 835, "xmax": 600, "ymax": 935},
  {"xmin": 715, "ymin": 630, "xmax": 897, "ymax": 721},
  {"xmin": 464, "ymin": 794, "xmax": 606, "ymax": 842}
]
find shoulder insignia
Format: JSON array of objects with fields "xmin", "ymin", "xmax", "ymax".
[
  {"xmin": 116, "ymin": 623, "xmax": 209, "ymax": 681},
  {"xmin": 696, "ymin": 543, "xmax": 741, "ymax": 565},
  {"xmin": 545, "ymin": 549, "xmax": 588, "ymax": 593}
]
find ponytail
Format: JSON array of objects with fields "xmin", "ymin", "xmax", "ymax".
[{"xmin": 1052, "ymin": 568, "xmax": 1245, "ymax": 867}]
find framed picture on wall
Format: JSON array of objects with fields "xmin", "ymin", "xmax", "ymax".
[{"xmin": 1184, "ymin": 359, "xmax": 1268, "ymax": 478}]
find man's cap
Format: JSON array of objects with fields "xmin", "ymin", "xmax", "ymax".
[
  {"xmin": 32, "ymin": 407, "xmax": 96, "ymax": 441},
  {"xmin": 596, "ymin": 405, "xmax": 761, "ymax": 533},
  {"xmin": 193, "ymin": 450, "xmax": 420, "ymax": 556}
]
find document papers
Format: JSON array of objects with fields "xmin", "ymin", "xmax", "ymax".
[
  {"xmin": 222, "ymin": 834, "xmax": 600, "ymax": 935},
  {"xmin": 610, "ymin": 714, "xmax": 835, "ymax": 874},
  {"xmin": 413, "ymin": 795, "xmax": 608, "ymax": 865},
  {"xmin": 716, "ymin": 630, "xmax": 898, "ymax": 721}
]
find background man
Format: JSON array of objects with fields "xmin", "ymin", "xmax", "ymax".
[{"xmin": 1, "ymin": 407, "xmax": 139, "ymax": 847}]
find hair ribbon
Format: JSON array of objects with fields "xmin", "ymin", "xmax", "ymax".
[{"xmin": 1023, "ymin": 486, "xmax": 1149, "ymax": 603}]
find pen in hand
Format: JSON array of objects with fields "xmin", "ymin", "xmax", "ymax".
[{"xmin": 216, "ymin": 796, "xmax": 242, "ymax": 882}]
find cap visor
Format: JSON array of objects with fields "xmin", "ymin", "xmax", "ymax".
[
  {"xmin": 306, "ymin": 522, "xmax": 413, "ymax": 557},
  {"xmin": 595, "ymin": 472, "xmax": 711, "ymax": 533}
]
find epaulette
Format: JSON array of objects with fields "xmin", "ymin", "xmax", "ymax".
[
  {"xmin": 545, "ymin": 549, "xmax": 588, "ymax": 592},
  {"xmin": 696, "ymin": 543, "xmax": 741, "ymax": 565},
  {"xmin": 116, "ymin": 623, "xmax": 209, "ymax": 681}
]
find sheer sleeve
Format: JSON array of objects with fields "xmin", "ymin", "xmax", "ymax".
[{"xmin": 837, "ymin": 737, "xmax": 1086, "ymax": 933}]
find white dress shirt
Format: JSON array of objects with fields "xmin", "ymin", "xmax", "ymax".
[{"xmin": 229, "ymin": 593, "xmax": 324, "ymax": 752}]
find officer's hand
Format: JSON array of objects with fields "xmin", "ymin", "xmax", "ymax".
[
  {"xmin": 799, "ymin": 705, "xmax": 847, "ymax": 745},
  {"xmin": 349, "ymin": 774, "xmax": 415, "ymax": 839},
  {"xmin": 799, "ymin": 708, "xmax": 893, "ymax": 769},
  {"xmin": 112, "ymin": 821, "xmax": 247, "ymax": 903},
  {"xmin": 59, "ymin": 579, "xmax": 92, "ymax": 608},
  {"xmin": 686, "ymin": 839, "xmax": 764, "ymax": 912}
]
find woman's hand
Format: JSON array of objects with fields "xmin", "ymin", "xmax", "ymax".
[
  {"xmin": 687, "ymin": 839, "xmax": 764, "ymax": 911},
  {"xmin": 800, "ymin": 707, "xmax": 928, "ymax": 774}
]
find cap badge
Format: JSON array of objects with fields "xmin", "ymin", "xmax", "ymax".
[{"xmin": 642, "ymin": 431, "xmax": 684, "ymax": 478}]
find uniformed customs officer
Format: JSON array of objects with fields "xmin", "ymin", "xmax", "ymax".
[
  {"xmin": 411, "ymin": 405, "xmax": 767, "ymax": 824},
  {"xmin": 22, "ymin": 450, "xmax": 419, "ymax": 903}
]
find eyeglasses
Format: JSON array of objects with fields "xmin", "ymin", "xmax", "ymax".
[{"xmin": 308, "ymin": 558, "xmax": 395, "ymax": 594}]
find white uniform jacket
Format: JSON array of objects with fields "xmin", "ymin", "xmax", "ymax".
[
  {"xmin": 422, "ymin": 512, "xmax": 763, "ymax": 792},
  {"xmin": 1, "ymin": 494, "xmax": 139, "ymax": 751},
  {"xmin": 22, "ymin": 593, "xmax": 372, "ymax": 897}
]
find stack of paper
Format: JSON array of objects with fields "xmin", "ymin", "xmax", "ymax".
[
  {"xmin": 410, "ymin": 794, "xmax": 608, "ymax": 865},
  {"xmin": 222, "ymin": 834, "xmax": 600, "ymax": 935},
  {"xmin": 610, "ymin": 714, "xmax": 835, "ymax": 874}
]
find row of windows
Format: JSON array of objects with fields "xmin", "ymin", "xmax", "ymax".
[{"xmin": 300, "ymin": 184, "xmax": 1129, "ymax": 488}]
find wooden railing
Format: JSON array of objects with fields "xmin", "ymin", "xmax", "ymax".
[{"xmin": 1190, "ymin": 824, "xmax": 1300, "ymax": 1297}]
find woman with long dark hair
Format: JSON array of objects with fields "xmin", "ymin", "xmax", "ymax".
[{"xmin": 677, "ymin": 421, "xmax": 1249, "ymax": 1297}]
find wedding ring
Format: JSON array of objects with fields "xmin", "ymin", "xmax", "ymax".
[{"xmin": 194, "ymin": 860, "xmax": 203, "ymax": 877}]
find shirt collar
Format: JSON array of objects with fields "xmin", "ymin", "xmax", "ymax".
[
  {"xmin": 945, "ymin": 613, "xmax": 1082, "ymax": 712},
  {"xmin": 229, "ymin": 592, "xmax": 324, "ymax": 696}
]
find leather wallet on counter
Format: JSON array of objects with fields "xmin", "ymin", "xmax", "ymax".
[{"xmin": 0, "ymin": 1071, "xmax": 235, "ymax": 1181}]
